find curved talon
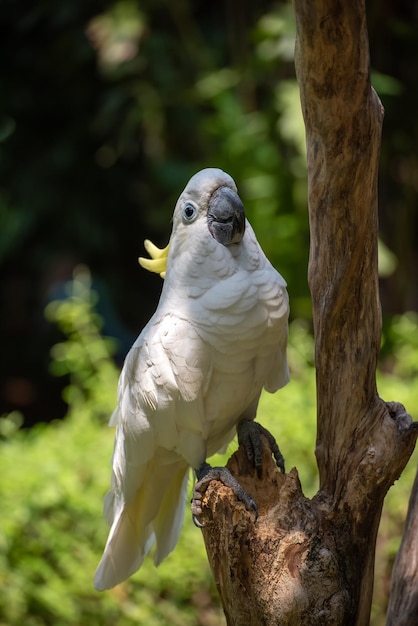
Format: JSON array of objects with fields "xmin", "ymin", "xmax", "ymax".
[
  {"xmin": 247, "ymin": 498, "xmax": 259, "ymax": 522},
  {"xmin": 193, "ymin": 515, "xmax": 205, "ymax": 528}
]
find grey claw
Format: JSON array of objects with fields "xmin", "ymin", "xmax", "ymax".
[
  {"xmin": 237, "ymin": 420, "xmax": 285, "ymax": 474},
  {"xmin": 192, "ymin": 464, "xmax": 258, "ymax": 525},
  {"xmin": 192, "ymin": 514, "xmax": 205, "ymax": 528}
]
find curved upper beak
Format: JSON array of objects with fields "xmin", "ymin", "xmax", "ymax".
[{"xmin": 207, "ymin": 186, "xmax": 246, "ymax": 246}]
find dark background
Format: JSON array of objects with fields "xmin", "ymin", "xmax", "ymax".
[{"xmin": 1, "ymin": 0, "xmax": 417, "ymax": 426}]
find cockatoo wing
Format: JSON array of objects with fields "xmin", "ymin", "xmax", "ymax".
[{"xmin": 94, "ymin": 312, "xmax": 212, "ymax": 591}]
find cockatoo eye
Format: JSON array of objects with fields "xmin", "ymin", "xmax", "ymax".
[{"xmin": 182, "ymin": 203, "xmax": 197, "ymax": 223}]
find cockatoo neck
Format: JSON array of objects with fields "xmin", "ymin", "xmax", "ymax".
[
  {"xmin": 165, "ymin": 228, "xmax": 236, "ymax": 287},
  {"xmin": 161, "ymin": 220, "xmax": 262, "ymax": 305}
]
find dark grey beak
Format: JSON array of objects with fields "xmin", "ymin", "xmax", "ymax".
[{"xmin": 207, "ymin": 186, "xmax": 246, "ymax": 246}]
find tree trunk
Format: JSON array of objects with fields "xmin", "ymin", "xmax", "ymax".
[
  {"xmin": 198, "ymin": 1, "xmax": 418, "ymax": 624},
  {"xmin": 386, "ymin": 466, "xmax": 418, "ymax": 625}
]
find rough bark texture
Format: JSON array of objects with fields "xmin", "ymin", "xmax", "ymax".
[
  {"xmin": 198, "ymin": 1, "xmax": 418, "ymax": 625},
  {"xmin": 386, "ymin": 466, "xmax": 418, "ymax": 625}
]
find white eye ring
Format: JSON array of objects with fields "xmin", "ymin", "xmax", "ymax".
[{"xmin": 182, "ymin": 202, "xmax": 197, "ymax": 223}]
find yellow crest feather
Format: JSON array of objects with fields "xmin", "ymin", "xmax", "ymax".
[{"xmin": 138, "ymin": 240, "xmax": 169, "ymax": 279}]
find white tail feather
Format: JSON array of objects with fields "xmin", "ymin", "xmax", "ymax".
[
  {"xmin": 153, "ymin": 466, "xmax": 190, "ymax": 565},
  {"xmin": 94, "ymin": 462, "xmax": 189, "ymax": 591}
]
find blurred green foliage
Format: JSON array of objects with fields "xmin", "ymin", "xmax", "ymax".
[
  {"xmin": 0, "ymin": 272, "xmax": 417, "ymax": 625},
  {"xmin": 44, "ymin": 267, "xmax": 119, "ymax": 419}
]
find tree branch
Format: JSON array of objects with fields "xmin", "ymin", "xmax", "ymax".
[
  {"xmin": 386, "ymin": 462, "xmax": 418, "ymax": 625},
  {"xmin": 294, "ymin": 0, "xmax": 384, "ymax": 492},
  {"xmin": 294, "ymin": 2, "xmax": 417, "ymax": 618},
  {"xmin": 198, "ymin": 1, "xmax": 418, "ymax": 624}
]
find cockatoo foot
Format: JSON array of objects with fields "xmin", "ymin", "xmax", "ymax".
[
  {"xmin": 237, "ymin": 420, "xmax": 285, "ymax": 475},
  {"xmin": 191, "ymin": 462, "xmax": 258, "ymax": 527}
]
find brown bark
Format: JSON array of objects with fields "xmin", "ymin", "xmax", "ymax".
[
  {"xmin": 198, "ymin": 1, "xmax": 418, "ymax": 624},
  {"xmin": 386, "ymin": 464, "xmax": 418, "ymax": 625}
]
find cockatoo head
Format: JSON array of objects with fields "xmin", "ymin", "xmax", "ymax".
[
  {"xmin": 139, "ymin": 168, "xmax": 247, "ymax": 279},
  {"xmin": 172, "ymin": 168, "xmax": 245, "ymax": 247}
]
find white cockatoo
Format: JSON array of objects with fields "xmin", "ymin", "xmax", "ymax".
[{"xmin": 94, "ymin": 168, "xmax": 289, "ymax": 591}]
